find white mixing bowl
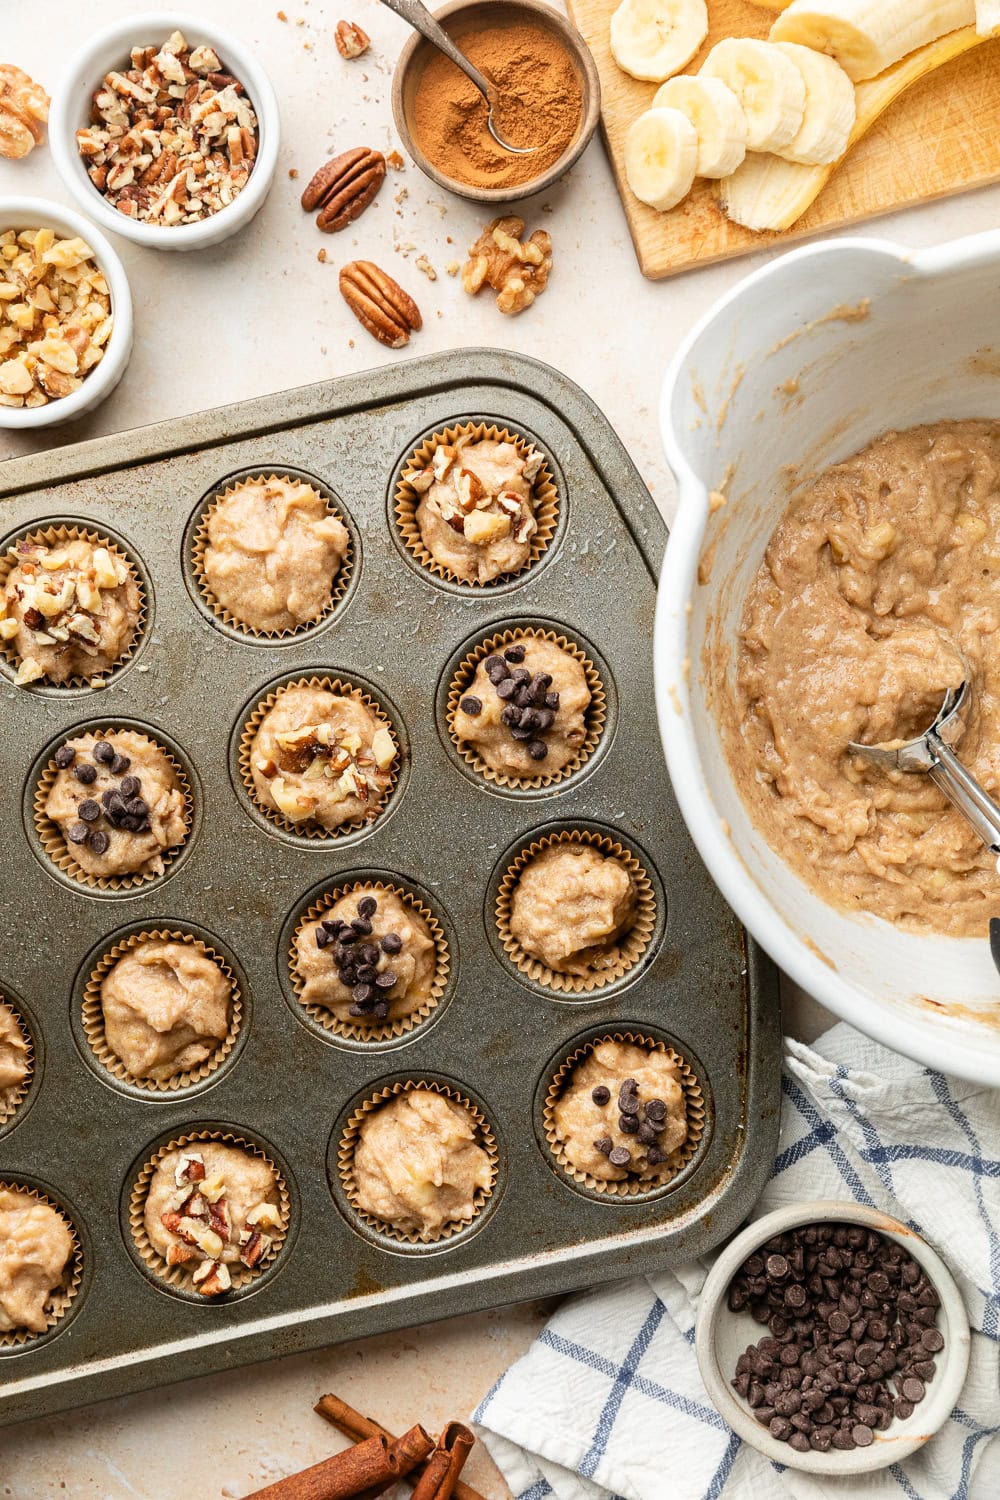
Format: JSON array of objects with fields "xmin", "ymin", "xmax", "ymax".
[{"xmin": 656, "ymin": 228, "xmax": 1000, "ymax": 1087}]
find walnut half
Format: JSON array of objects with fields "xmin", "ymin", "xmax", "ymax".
[{"xmin": 461, "ymin": 216, "xmax": 552, "ymax": 317}]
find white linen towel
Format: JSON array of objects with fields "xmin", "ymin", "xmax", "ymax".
[{"xmin": 473, "ymin": 1024, "xmax": 1000, "ymax": 1500}]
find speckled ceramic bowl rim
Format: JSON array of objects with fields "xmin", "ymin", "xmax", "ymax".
[{"xmin": 695, "ymin": 1200, "xmax": 972, "ymax": 1476}]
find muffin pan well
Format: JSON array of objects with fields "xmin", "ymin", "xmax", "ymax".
[{"xmin": 0, "ymin": 349, "xmax": 779, "ymax": 1425}]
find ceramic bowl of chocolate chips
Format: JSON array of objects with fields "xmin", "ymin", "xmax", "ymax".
[{"xmin": 695, "ymin": 1203, "xmax": 971, "ymax": 1474}]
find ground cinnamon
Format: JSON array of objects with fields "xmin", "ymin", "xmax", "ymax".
[{"xmin": 410, "ymin": 22, "xmax": 583, "ymax": 189}]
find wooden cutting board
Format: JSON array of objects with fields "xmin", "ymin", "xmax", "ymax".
[{"xmin": 563, "ymin": 0, "xmax": 1000, "ymax": 278}]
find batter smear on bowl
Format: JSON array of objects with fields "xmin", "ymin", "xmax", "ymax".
[{"xmin": 731, "ymin": 420, "xmax": 1000, "ymax": 934}]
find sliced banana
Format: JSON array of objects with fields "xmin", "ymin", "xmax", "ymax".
[
  {"xmin": 610, "ymin": 0, "xmax": 709, "ymax": 83},
  {"xmin": 976, "ymin": 0, "xmax": 1000, "ymax": 33},
  {"xmin": 624, "ymin": 106, "xmax": 699, "ymax": 210},
  {"xmin": 770, "ymin": 0, "xmax": 977, "ymax": 81},
  {"xmin": 653, "ymin": 75, "xmax": 749, "ymax": 177},
  {"xmin": 700, "ymin": 37, "xmax": 806, "ymax": 152},
  {"xmin": 772, "ymin": 42, "xmax": 856, "ymax": 164}
]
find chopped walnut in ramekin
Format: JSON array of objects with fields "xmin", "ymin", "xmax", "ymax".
[
  {"xmin": 75, "ymin": 30, "xmax": 258, "ymax": 226},
  {"xmin": 0, "ymin": 230, "xmax": 112, "ymax": 408}
]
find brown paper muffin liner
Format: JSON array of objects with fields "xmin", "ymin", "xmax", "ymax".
[
  {"xmin": 129, "ymin": 1129, "xmax": 291, "ymax": 1295},
  {"xmin": 338, "ymin": 1080, "xmax": 498, "ymax": 1245},
  {"xmin": 0, "ymin": 524, "xmax": 146, "ymax": 689},
  {"xmin": 82, "ymin": 930, "xmax": 242, "ymax": 1093},
  {"xmin": 191, "ymin": 474, "xmax": 354, "ymax": 639},
  {"xmin": 289, "ymin": 881, "xmax": 449, "ymax": 1042},
  {"xmin": 497, "ymin": 831, "xmax": 656, "ymax": 994},
  {"xmin": 238, "ymin": 676, "xmax": 400, "ymax": 840},
  {"xmin": 0, "ymin": 1000, "xmax": 33, "ymax": 1130},
  {"xmin": 0, "ymin": 1181, "xmax": 83, "ymax": 1349},
  {"xmin": 33, "ymin": 727, "xmax": 194, "ymax": 891},
  {"xmin": 395, "ymin": 422, "xmax": 559, "ymax": 587},
  {"xmin": 544, "ymin": 1031, "xmax": 705, "ymax": 1198},
  {"xmin": 447, "ymin": 627, "xmax": 606, "ymax": 790}
]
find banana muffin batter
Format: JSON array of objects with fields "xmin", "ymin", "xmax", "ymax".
[
  {"xmin": 731, "ymin": 420, "xmax": 1000, "ymax": 934},
  {"xmin": 552, "ymin": 1040, "xmax": 688, "ymax": 1183},
  {"xmin": 0, "ymin": 1003, "xmax": 29, "ymax": 1097},
  {"xmin": 202, "ymin": 475, "xmax": 349, "ymax": 633},
  {"xmin": 144, "ymin": 1143, "xmax": 283, "ymax": 1297},
  {"xmin": 453, "ymin": 635, "xmax": 592, "ymax": 777},
  {"xmin": 294, "ymin": 886, "xmax": 436, "ymax": 1026},
  {"xmin": 44, "ymin": 729, "xmax": 188, "ymax": 880},
  {"xmin": 409, "ymin": 435, "xmax": 544, "ymax": 583},
  {"xmin": 510, "ymin": 843, "xmax": 637, "ymax": 975},
  {"xmin": 100, "ymin": 940, "xmax": 233, "ymax": 1081},
  {"xmin": 352, "ymin": 1089, "xmax": 493, "ymax": 1237},
  {"xmin": 2, "ymin": 536, "xmax": 141, "ymax": 686},
  {"xmin": 248, "ymin": 685, "xmax": 397, "ymax": 831},
  {"xmin": 0, "ymin": 1188, "xmax": 74, "ymax": 1334}
]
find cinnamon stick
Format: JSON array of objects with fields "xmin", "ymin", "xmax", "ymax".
[
  {"xmin": 245, "ymin": 1432, "xmax": 400, "ymax": 1500},
  {"xmin": 314, "ymin": 1396, "xmax": 486, "ymax": 1500},
  {"xmin": 355, "ymin": 1425, "xmax": 435, "ymax": 1500},
  {"xmin": 412, "ymin": 1423, "xmax": 475, "ymax": 1500}
]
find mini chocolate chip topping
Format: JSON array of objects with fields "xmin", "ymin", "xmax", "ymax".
[
  {"xmin": 56, "ymin": 736, "xmax": 153, "ymax": 853},
  {"xmin": 728, "ymin": 1222, "xmax": 944, "ymax": 1453},
  {"xmin": 586, "ymin": 1071, "xmax": 677, "ymax": 1175},
  {"xmin": 54, "ymin": 745, "xmax": 75, "ymax": 769},
  {"xmin": 73, "ymin": 762, "xmax": 97, "ymax": 785},
  {"xmin": 316, "ymin": 893, "xmax": 407, "ymax": 1020},
  {"xmin": 591, "ymin": 1085, "xmax": 611, "ymax": 1106},
  {"xmin": 608, "ymin": 1146, "xmax": 632, "ymax": 1168},
  {"xmin": 93, "ymin": 740, "xmax": 115, "ymax": 765},
  {"xmin": 460, "ymin": 695, "xmax": 482, "ymax": 716},
  {"xmin": 473, "ymin": 645, "xmax": 561, "ymax": 761}
]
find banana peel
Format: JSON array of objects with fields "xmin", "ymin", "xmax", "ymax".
[{"xmin": 719, "ymin": 25, "xmax": 991, "ymax": 231}]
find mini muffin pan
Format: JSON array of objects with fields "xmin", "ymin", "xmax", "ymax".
[{"xmin": 0, "ymin": 350, "xmax": 779, "ymax": 1426}]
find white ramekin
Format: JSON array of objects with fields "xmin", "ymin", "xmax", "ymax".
[
  {"xmin": 0, "ymin": 196, "xmax": 133, "ymax": 430},
  {"xmin": 656, "ymin": 227, "xmax": 1000, "ymax": 1087},
  {"xmin": 695, "ymin": 1202, "xmax": 970, "ymax": 1475},
  {"xmin": 48, "ymin": 12, "xmax": 280, "ymax": 252}
]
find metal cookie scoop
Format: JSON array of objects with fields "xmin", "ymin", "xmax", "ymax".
[
  {"xmin": 381, "ymin": 0, "xmax": 539, "ymax": 155},
  {"xmin": 848, "ymin": 678, "xmax": 1000, "ymax": 858}
]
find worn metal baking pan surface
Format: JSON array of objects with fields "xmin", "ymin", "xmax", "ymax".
[{"xmin": 0, "ymin": 349, "xmax": 780, "ymax": 1426}]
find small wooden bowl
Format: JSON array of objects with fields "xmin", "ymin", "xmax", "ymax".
[{"xmin": 391, "ymin": 0, "xmax": 601, "ymax": 205}]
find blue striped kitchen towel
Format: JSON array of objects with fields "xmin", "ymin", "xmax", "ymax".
[{"xmin": 473, "ymin": 1023, "xmax": 1000, "ymax": 1500}]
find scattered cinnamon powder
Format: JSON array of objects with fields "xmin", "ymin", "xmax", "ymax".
[{"xmin": 411, "ymin": 23, "xmax": 583, "ymax": 189}]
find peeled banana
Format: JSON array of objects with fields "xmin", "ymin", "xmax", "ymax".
[
  {"xmin": 719, "ymin": 24, "xmax": 987, "ymax": 229},
  {"xmin": 624, "ymin": 106, "xmax": 699, "ymax": 208},
  {"xmin": 610, "ymin": 0, "xmax": 709, "ymax": 82},
  {"xmin": 976, "ymin": 0, "xmax": 1000, "ymax": 33},
  {"xmin": 700, "ymin": 37, "xmax": 807, "ymax": 151},
  {"xmin": 773, "ymin": 42, "xmax": 856, "ymax": 163},
  {"xmin": 770, "ymin": 0, "xmax": 977, "ymax": 81},
  {"xmin": 653, "ymin": 75, "xmax": 749, "ymax": 176}
]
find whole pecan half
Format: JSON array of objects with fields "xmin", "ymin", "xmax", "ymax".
[
  {"xmin": 301, "ymin": 146, "xmax": 385, "ymax": 232},
  {"xmin": 339, "ymin": 261, "xmax": 422, "ymax": 348}
]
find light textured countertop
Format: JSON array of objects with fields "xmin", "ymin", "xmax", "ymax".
[{"xmin": 2, "ymin": 2, "xmax": 999, "ymax": 1496}]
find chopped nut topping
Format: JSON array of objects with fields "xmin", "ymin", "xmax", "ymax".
[{"xmin": 0, "ymin": 229, "xmax": 112, "ymax": 407}]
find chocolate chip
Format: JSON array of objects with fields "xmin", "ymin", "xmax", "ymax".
[
  {"xmin": 381, "ymin": 933, "xmax": 403, "ymax": 954},
  {"xmin": 619, "ymin": 1115, "xmax": 639, "ymax": 1135},
  {"xmin": 110, "ymin": 753, "xmax": 130, "ymax": 775},
  {"xmin": 119, "ymin": 774, "xmax": 141, "ymax": 798},
  {"xmin": 510, "ymin": 727, "xmax": 533, "ymax": 741},
  {"xmin": 645, "ymin": 1098, "xmax": 667, "ymax": 1121},
  {"xmin": 352, "ymin": 918, "xmax": 372, "ymax": 936},
  {"xmin": 484, "ymin": 654, "xmax": 507, "ymax": 680},
  {"xmin": 591, "ymin": 1086, "xmax": 611, "ymax": 1105},
  {"xmin": 893, "ymin": 1399, "xmax": 914, "ymax": 1421},
  {"xmin": 901, "ymin": 1378, "xmax": 925, "ymax": 1403},
  {"xmin": 637, "ymin": 1122, "xmax": 658, "ymax": 1145},
  {"xmin": 357, "ymin": 896, "xmax": 377, "ymax": 919},
  {"xmin": 496, "ymin": 679, "xmax": 519, "ymax": 701},
  {"xmin": 594, "ymin": 1137, "xmax": 612, "ymax": 1157},
  {"xmin": 788, "ymin": 1433, "xmax": 810, "ymax": 1453},
  {"xmin": 373, "ymin": 1000, "xmax": 389, "ymax": 1021},
  {"xmin": 316, "ymin": 927, "xmax": 334, "ymax": 948},
  {"xmin": 852, "ymin": 1424, "xmax": 874, "ymax": 1447},
  {"xmin": 93, "ymin": 741, "xmax": 115, "ymax": 764},
  {"xmin": 78, "ymin": 799, "xmax": 101, "ymax": 822},
  {"xmin": 647, "ymin": 1145, "xmax": 668, "ymax": 1165},
  {"xmin": 73, "ymin": 763, "xmax": 97, "ymax": 785},
  {"xmin": 88, "ymin": 829, "xmax": 109, "ymax": 854},
  {"xmin": 545, "ymin": 690, "xmax": 560, "ymax": 710},
  {"xmin": 460, "ymin": 695, "xmax": 482, "ymax": 716},
  {"xmin": 54, "ymin": 745, "xmax": 75, "ymax": 769},
  {"xmin": 921, "ymin": 1328, "xmax": 944, "ymax": 1353},
  {"xmin": 503, "ymin": 645, "xmax": 525, "ymax": 663},
  {"xmin": 352, "ymin": 982, "xmax": 374, "ymax": 1004},
  {"xmin": 527, "ymin": 740, "xmax": 548, "ymax": 760},
  {"xmin": 618, "ymin": 1091, "xmax": 641, "ymax": 1116},
  {"xmin": 766, "ymin": 1254, "xmax": 790, "ymax": 1280},
  {"xmin": 608, "ymin": 1146, "xmax": 631, "ymax": 1167},
  {"xmin": 67, "ymin": 822, "xmax": 88, "ymax": 844},
  {"xmin": 511, "ymin": 668, "xmax": 531, "ymax": 686},
  {"xmin": 375, "ymin": 972, "xmax": 396, "ymax": 989}
]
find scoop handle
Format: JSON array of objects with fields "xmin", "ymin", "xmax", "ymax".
[
  {"xmin": 379, "ymin": 0, "xmax": 496, "ymax": 103},
  {"xmin": 928, "ymin": 734, "xmax": 1000, "ymax": 853}
]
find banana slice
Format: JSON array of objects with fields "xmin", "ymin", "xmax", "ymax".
[
  {"xmin": 770, "ymin": 0, "xmax": 977, "ymax": 81},
  {"xmin": 610, "ymin": 0, "xmax": 709, "ymax": 83},
  {"xmin": 773, "ymin": 42, "xmax": 856, "ymax": 164},
  {"xmin": 624, "ymin": 106, "xmax": 699, "ymax": 209},
  {"xmin": 653, "ymin": 75, "xmax": 749, "ymax": 177},
  {"xmin": 976, "ymin": 0, "xmax": 1000, "ymax": 33},
  {"xmin": 700, "ymin": 38, "xmax": 806, "ymax": 152}
]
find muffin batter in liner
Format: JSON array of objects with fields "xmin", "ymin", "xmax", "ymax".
[
  {"xmin": 129, "ymin": 1130, "xmax": 290, "ymax": 1295},
  {"xmin": 543, "ymin": 1031, "xmax": 704, "ymax": 1197},
  {"xmin": 0, "ymin": 1001, "xmax": 33, "ymax": 1130},
  {"xmin": 447, "ymin": 626, "xmax": 605, "ymax": 789},
  {"xmin": 82, "ymin": 929, "xmax": 242, "ymax": 1092},
  {"xmin": 289, "ymin": 880, "xmax": 449, "ymax": 1042},
  {"xmin": 395, "ymin": 421, "xmax": 559, "ymax": 587},
  {"xmin": 338, "ymin": 1079, "xmax": 498, "ymax": 1245},
  {"xmin": 238, "ymin": 675, "xmax": 401, "ymax": 840},
  {"xmin": 0, "ymin": 1182, "xmax": 83, "ymax": 1350},
  {"xmin": 33, "ymin": 727, "xmax": 193, "ymax": 891},
  {"xmin": 496, "ymin": 830, "xmax": 656, "ymax": 994},
  {"xmin": 190, "ymin": 473, "xmax": 354, "ymax": 639},
  {"xmin": 0, "ymin": 523, "xmax": 146, "ymax": 688}
]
